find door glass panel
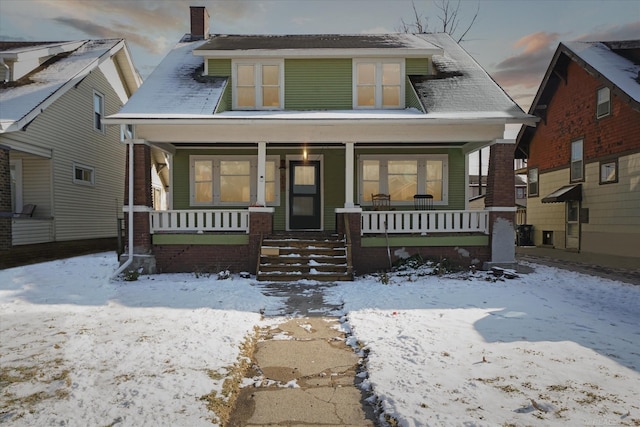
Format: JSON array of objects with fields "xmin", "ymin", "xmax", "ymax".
[
  {"xmin": 292, "ymin": 196, "xmax": 314, "ymax": 216},
  {"xmin": 294, "ymin": 165, "xmax": 315, "ymax": 186},
  {"xmin": 567, "ymin": 201, "xmax": 579, "ymax": 222}
]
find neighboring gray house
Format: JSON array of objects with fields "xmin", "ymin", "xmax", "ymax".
[{"xmin": 0, "ymin": 40, "xmax": 141, "ymax": 266}]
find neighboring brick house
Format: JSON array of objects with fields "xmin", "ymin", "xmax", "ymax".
[
  {"xmin": 516, "ymin": 40, "xmax": 640, "ymax": 259},
  {"xmin": 105, "ymin": 7, "xmax": 535, "ymax": 277},
  {"xmin": 0, "ymin": 40, "xmax": 141, "ymax": 267}
]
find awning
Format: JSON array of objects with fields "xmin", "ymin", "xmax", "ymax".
[{"xmin": 541, "ymin": 184, "xmax": 582, "ymax": 203}]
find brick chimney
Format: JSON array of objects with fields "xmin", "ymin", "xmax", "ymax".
[{"xmin": 190, "ymin": 6, "xmax": 210, "ymax": 40}]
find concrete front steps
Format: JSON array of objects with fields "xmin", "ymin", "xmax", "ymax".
[{"xmin": 257, "ymin": 234, "xmax": 353, "ymax": 282}]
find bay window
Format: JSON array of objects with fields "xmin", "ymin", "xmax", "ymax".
[
  {"xmin": 359, "ymin": 155, "xmax": 447, "ymax": 205},
  {"xmin": 191, "ymin": 155, "xmax": 279, "ymax": 206}
]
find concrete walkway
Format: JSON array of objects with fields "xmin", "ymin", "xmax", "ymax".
[{"xmin": 227, "ymin": 317, "xmax": 376, "ymax": 426}]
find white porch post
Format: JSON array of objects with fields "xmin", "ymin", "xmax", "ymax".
[
  {"xmin": 344, "ymin": 141, "xmax": 355, "ymax": 208},
  {"xmin": 256, "ymin": 141, "xmax": 267, "ymax": 206}
]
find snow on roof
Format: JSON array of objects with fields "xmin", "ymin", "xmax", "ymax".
[
  {"xmin": 562, "ymin": 40, "xmax": 640, "ymax": 103},
  {"xmin": 113, "ymin": 39, "xmax": 225, "ymax": 117},
  {"xmin": 0, "ymin": 39, "xmax": 122, "ymax": 133},
  {"xmin": 412, "ymin": 33, "xmax": 530, "ymax": 120}
]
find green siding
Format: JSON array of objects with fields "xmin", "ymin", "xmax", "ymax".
[
  {"xmin": 361, "ymin": 235, "xmax": 488, "ymax": 247},
  {"xmin": 405, "ymin": 76, "xmax": 424, "ymax": 112},
  {"xmin": 406, "ymin": 58, "xmax": 429, "ymax": 75},
  {"xmin": 208, "ymin": 59, "xmax": 232, "ymax": 112},
  {"xmin": 153, "ymin": 234, "xmax": 249, "ymax": 245},
  {"xmin": 284, "ymin": 59, "xmax": 353, "ymax": 110}
]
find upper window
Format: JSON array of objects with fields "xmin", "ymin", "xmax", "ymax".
[
  {"xmin": 190, "ymin": 155, "xmax": 280, "ymax": 206},
  {"xmin": 599, "ymin": 159, "xmax": 618, "ymax": 184},
  {"xmin": 93, "ymin": 91, "xmax": 104, "ymax": 132},
  {"xmin": 354, "ymin": 59, "xmax": 404, "ymax": 109},
  {"xmin": 596, "ymin": 87, "xmax": 611, "ymax": 119},
  {"xmin": 233, "ymin": 60, "xmax": 283, "ymax": 110},
  {"xmin": 528, "ymin": 167, "xmax": 538, "ymax": 197},
  {"xmin": 359, "ymin": 155, "xmax": 447, "ymax": 205},
  {"xmin": 570, "ymin": 139, "xmax": 583, "ymax": 182},
  {"xmin": 73, "ymin": 163, "xmax": 95, "ymax": 186}
]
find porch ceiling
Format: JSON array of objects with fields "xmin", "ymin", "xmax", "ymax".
[{"xmin": 133, "ymin": 121, "xmax": 506, "ymax": 145}]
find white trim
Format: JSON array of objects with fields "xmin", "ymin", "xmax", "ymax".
[
  {"xmin": 357, "ymin": 154, "xmax": 448, "ymax": 206},
  {"xmin": 189, "ymin": 154, "xmax": 280, "ymax": 207},
  {"xmin": 352, "ymin": 58, "xmax": 405, "ymax": 109},
  {"xmin": 335, "ymin": 207, "xmax": 363, "ymax": 213},
  {"xmin": 232, "ymin": 59, "xmax": 284, "ymax": 110},
  {"xmin": 72, "ymin": 162, "xmax": 95, "ymax": 186},
  {"xmin": 122, "ymin": 205, "xmax": 153, "ymax": 213}
]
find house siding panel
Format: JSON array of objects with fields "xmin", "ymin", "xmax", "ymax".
[
  {"xmin": 5, "ymin": 65, "xmax": 126, "ymax": 242},
  {"xmin": 527, "ymin": 169, "xmax": 568, "ymax": 248},
  {"xmin": 208, "ymin": 59, "xmax": 232, "ymax": 112},
  {"xmin": 284, "ymin": 59, "xmax": 352, "ymax": 110}
]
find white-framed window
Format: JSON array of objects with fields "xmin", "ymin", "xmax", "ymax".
[
  {"xmin": 570, "ymin": 139, "xmax": 583, "ymax": 182},
  {"xmin": 599, "ymin": 159, "xmax": 618, "ymax": 184},
  {"xmin": 358, "ymin": 154, "xmax": 447, "ymax": 205},
  {"xmin": 353, "ymin": 59, "xmax": 404, "ymax": 109},
  {"xmin": 73, "ymin": 162, "xmax": 95, "ymax": 186},
  {"xmin": 596, "ymin": 87, "xmax": 610, "ymax": 119},
  {"xmin": 528, "ymin": 167, "xmax": 538, "ymax": 197},
  {"xmin": 190, "ymin": 155, "xmax": 280, "ymax": 206},
  {"xmin": 9, "ymin": 159, "xmax": 23, "ymax": 212},
  {"xmin": 232, "ymin": 60, "xmax": 284, "ymax": 110},
  {"xmin": 93, "ymin": 91, "xmax": 105, "ymax": 132}
]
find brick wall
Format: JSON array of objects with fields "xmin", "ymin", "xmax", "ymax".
[
  {"xmin": 0, "ymin": 146, "xmax": 11, "ymax": 250},
  {"xmin": 529, "ymin": 60, "xmax": 640, "ymax": 172},
  {"xmin": 124, "ymin": 143, "xmax": 152, "ymax": 254},
  {"xmin": 248, "ymin": 210, "xmax": 274, "ymax": 274},
  {"xmin": 485, "ymin": 144, "xmax": 516, "ymax": 208},
  {"xmin": 153, "ymin": 244, "xmax": 250, "ymax": 273}
]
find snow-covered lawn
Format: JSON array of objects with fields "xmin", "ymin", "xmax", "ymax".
[{"xmin": 1, "ymin": 253, "xmax": 639, "ymax": 426}]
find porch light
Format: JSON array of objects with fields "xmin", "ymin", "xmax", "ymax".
[{"xmin": 303, "ymin": 148, "xmax": 308, "ymax": 161}]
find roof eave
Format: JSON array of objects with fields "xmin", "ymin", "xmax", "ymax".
[{"xmin": 193, "ymin": 47, "xmax": 443, "ymax": 58}]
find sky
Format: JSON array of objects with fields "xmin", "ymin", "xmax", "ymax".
[{"xmin": 1, "ymin": 0, "xmax": 638, "ymax": 112}]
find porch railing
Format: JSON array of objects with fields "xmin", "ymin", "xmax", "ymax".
[
  {"xmin": 361, "ymin": 210, "xmax": 489, "ymax": 235},
  {"xmin": 150, "ymin": 210, "xmax": 249, "ymax": 234}
]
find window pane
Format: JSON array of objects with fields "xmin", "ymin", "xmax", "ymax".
[
  {"xmin": 294, "ymin": 166, "xmax": 315, "ymax": 186},
  {"xmin": 265, "ymin": 182, "xmax": 275, "ymax": 202},
  {"xmin": 265, "ymin": 161, "xmax": 275, "ymax": 181},
  {"xmin": 237, "ymin": 65, "xmax": 254, "ymax": 85},
  {"xmin": 194, "ymin": 160, "xmax": 212, "ymax": 181},
  {"xmin": 262, "ymin": 65, "xmax": 279, "ymax": 85},
  {"xmin": 571, "ymin": 140, "xmax": 583, "ymax": 161},
  {"xmin": 237, "ymin": 87, "xmax": 255, "ymax": 107},
  {"xmin": 363, "ymin": 182, "xmax": 380, "ymax": 201},
  {"xmin": 426, "ymin": 181, "xmax": 442, "ymax": 200},
  {"xmin": 357, "ymin": 86, "xmax": 375, "ymax": 106},
  {"xmin": 195, "ymin": 182, "xmax": 212, "ymax": 203},
  {"xmin": 220, "ymin": 175, "xmax": 250, "ymax": 202},
  {"xmin": 426, "ymin": 160, "xmax": 443, "ymax": 201},
  {"xmin": 363, "ymin": 160, "xmax": 379, "ymax": 180},
  {"xmin": 382, "ymin": 86, "xmax": 400, "ymax": 107},
  {"xmin": 382, "ymin": 63, "xmax": 400, "ymax": 85},
  {"xmin": 597, "ymin": 87, "xmax": 610, "ymax": 104},
  {"xmin": 388, "ymin": 160, "xmax": 417, "ymax": 201},
  {"xmin": 221, "ymin": 161, "xmax": 250, "ymax": 175},
  {"xmin": 600, "ymin": 162, "xmax": 616, "ymax": 182},
  {"xmin": 357, "ymin": 63, "xmax": 375, "ymax": 85},
  {"xmin": 262, "ymin": 87, "xmax": 280, "ymax": 107}
]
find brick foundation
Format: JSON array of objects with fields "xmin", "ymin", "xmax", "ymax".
[
  {"xmin": 0, "ymin": 238, "xmax": 119, "ymax": 269},
  {"xmin": 153, "ymin": 243, "xmax": 251, "ymax": 273}
]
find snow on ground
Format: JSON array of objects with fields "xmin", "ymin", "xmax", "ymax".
[{"xmin": 1, "ymin": 253, "xmax": 639, "ymax": 426}]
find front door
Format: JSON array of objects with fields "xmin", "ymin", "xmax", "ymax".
[
  {"xmin": 566, "ymin": 200, "xmax": 580, "ymax": 250},
  {"xmin": 289, "ymin": 160, "xmax": 321, "ymax": 230}
]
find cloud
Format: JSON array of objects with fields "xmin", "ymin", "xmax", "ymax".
[
  {"xmin": 492, "ymin": 31, "xmax": 561, "ymax": 90},
  {"xmin": 574, "ymin": 21, "xmax": 640, "ymax": 42},
  {"xmin": 53, "ymin": 17, "xmax": 167, "ymax": 54}
]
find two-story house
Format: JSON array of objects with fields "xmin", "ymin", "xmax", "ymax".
[
  {"xmin": 105, "ymin": 7, "xmax": 535, "ymax": 278},
  {"xmin": 516, "ymin": 40, "xmax": 640, "ymax": 259},
  {"xmin": 0, "ymin": 39, "xmax": 141, "ymax": 267}
]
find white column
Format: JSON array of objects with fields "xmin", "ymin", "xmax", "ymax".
[
  {"xmin": 256, "ymin": 141, "xmax": 266, "ymax": 206},
  {"xmin": 344, "ymin": 142, "xmax": 355, "ymax": 208}
]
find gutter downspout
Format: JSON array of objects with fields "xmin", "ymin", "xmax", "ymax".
[{"xmin": 112, "ymin": 139, "xmax": 135, "ymax": 279}]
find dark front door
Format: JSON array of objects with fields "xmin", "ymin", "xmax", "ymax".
[{"xmin": 289, "ymin": 160, "xmax": 321, "ymax": 230}]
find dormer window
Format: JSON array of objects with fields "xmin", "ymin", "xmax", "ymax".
[
  {"xmin": 596, "ymin": 87, "xmax": 610, "ymax": 119},
  {"xmin": 233, "ymin": 60, "xmax": 283, "ymax": 110},
  {"xmin": 354, "ymin": 59, "xmax": 404, "ymax": 109}
]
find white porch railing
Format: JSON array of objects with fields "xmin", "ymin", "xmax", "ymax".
[
  {"xmin": 150, "ymin": 210, "xmax": 249, "ymax": 234},
  {"xmin": 361, "ymin": 210, "xmax": 489, "ymax": 235}
]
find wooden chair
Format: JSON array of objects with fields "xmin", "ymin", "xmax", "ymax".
[
  {"xmin": 413, "ymin": 194, "xmax": 433, "ymax": 210},
  {"xmin": 371, "ymin": 193, "xmax": 391, "ymax": 210}
]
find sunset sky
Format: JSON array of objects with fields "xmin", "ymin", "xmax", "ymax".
[{"xmin": 1, "ymin": 0, "xmax": 638, "ymax": 110}]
